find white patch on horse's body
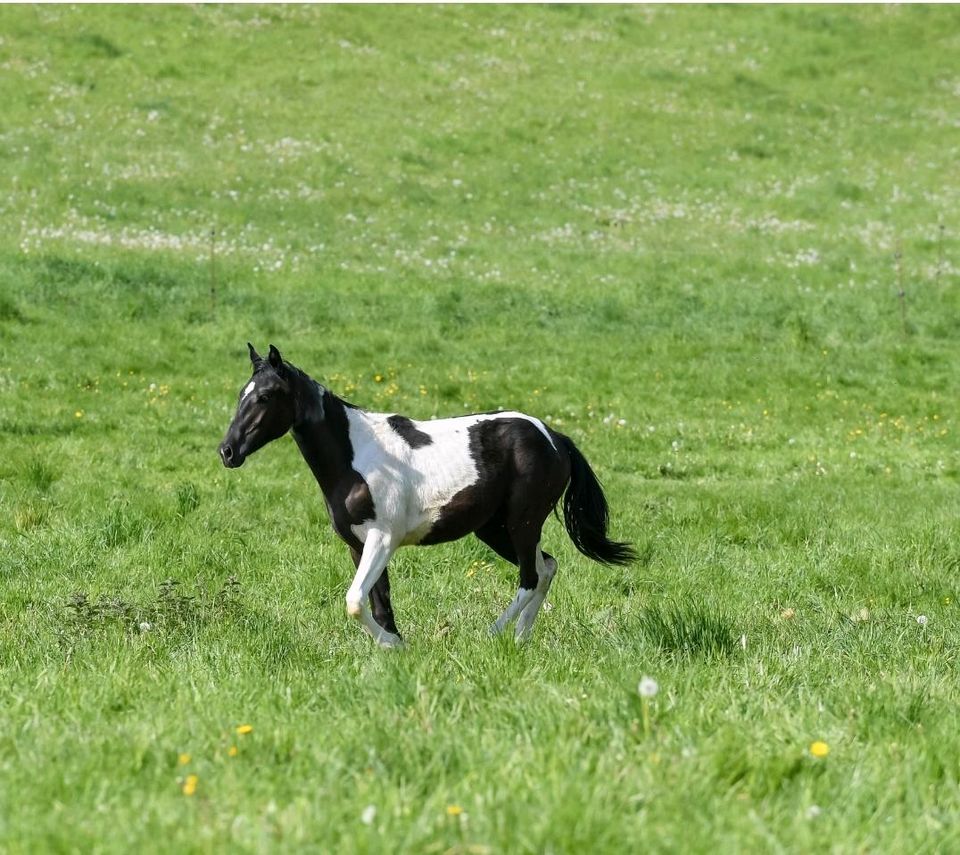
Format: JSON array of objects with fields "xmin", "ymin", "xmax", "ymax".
[
  {"xmin": 241, "ymin": 380, "xmax": 256, "ymax": 401},
  {"xmin": 345, "ymin": 409, "xmax": 555, "ymax": 546}
]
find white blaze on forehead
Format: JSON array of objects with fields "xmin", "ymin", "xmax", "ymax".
[{"xmin": 241, "ymin": 380, "xmax": 256, "ymax": 401}]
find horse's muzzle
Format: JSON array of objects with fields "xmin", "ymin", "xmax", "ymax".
[{"xmin": 219, "ymin": 441, "xmax": 244, "ymax": 468}]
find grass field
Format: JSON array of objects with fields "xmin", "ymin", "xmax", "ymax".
[{"xmin": 2, "ymin": 5, "xmax": 960, "ymax": 852}]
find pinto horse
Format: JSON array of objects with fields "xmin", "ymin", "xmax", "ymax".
[{"xmin": 219, "ymin": 344, "xmax": 635, "ymax": 647}]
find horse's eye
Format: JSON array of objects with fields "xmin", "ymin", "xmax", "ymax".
[{"xmin": 258, "ymin": 393, "xmax": 271, "ymax": 403}]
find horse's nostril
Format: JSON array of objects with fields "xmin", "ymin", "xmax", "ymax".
[{"xmin": 221, "ymin": 444, "xmax": 233, "ymax": 462}]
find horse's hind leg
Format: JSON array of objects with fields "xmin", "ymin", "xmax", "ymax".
[
  {"xmin": 475, "ymin": 519, "xmax": 517, "ymax": 565},
  {"xmin": 479, "ymin": 519, "xmax": 543, "ymax": 638},
  {"xmin": 514, "ymin": 548, "xmax": 557, "ymax": 641},
  {"xmin": 489, "ymin": 564, "xmax": 538, "ymax": 637},
  {"xmin": 475, "ymin": 520, "xmax": 523, "ymax": 635}
]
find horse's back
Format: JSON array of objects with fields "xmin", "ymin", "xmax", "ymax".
[{"xmin": 388, "ymin": 410, "xmax": 568, "ymax": 545}]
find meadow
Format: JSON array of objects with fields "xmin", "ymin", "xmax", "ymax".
[{"xmin": 2, "ymin": 4, "xmax": 960, "ymax": 852}]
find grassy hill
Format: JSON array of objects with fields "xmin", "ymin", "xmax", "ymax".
[{"xmin": 1, "ymin": 5, "xmax": 959, "ymax": 852}]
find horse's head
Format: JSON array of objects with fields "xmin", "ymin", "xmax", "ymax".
[{"xmin": 219, "ymin": 343, "xmax": 299, "ymax": 468}]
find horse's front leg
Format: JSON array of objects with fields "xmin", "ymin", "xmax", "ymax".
[
  {"xmin": 346, "ymin": 531, "xmax": 402, "ymax": 648},
  {"xmin": 350, "ymin": 547, "xmax": 402, "ymax": 641}
]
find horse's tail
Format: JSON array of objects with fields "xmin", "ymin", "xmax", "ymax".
[{"xmin": 559, "ymin": 435, "xmax": 636, "ymax": 566}]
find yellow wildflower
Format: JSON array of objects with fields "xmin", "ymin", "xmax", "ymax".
[
  {"xmin": 178, "ymin": 753, "xmax": 191, "ymax": 766},
  {"xmin": 182, "ymin": 774, "xmax": 198, "ymax": 796},
  {"xmin": 446, "ymin": 804, "xmax": 463, "ymax": 817},
  {"xmin": 235, "ymin": 724, "xmax": 253, "ymax": 735},
  {"xmin": 810, "ymin": 741, "xmax": 830, "ymax": 759},
  {"xmin": 228, "ymin": 745, "xmax": 238, "ymax": 757}
]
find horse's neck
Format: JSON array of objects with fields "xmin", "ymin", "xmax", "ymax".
[{"xmin": 291, "ymin": 379, "xmax": 365, "ymax": 498}]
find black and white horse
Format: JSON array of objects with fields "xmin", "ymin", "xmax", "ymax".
[{"xmin": 219, "ymin": 344, "xmax": 634, "ymax": 646}]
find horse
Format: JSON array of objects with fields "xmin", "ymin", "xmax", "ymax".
[{"xmin": 218, "ymin": 344, "xmax": 635, "ymax": 647}]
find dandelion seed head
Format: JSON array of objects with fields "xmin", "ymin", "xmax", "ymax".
[{"xmin": 638, "ymin": 676, "xmax": 659, "ymax": 698}]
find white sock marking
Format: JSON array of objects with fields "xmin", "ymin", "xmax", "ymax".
[
  {"xmin": 490, "ymin": 587, "xmax": 537, "ymax": 636},
  {"xmin": 515, "ymin": 550, "xmax": 557, "ymax": 640}
]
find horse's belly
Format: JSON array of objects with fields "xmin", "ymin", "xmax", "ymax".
[
  {"xmin": 399, "ymin": 516, "xmax": 435, "ymax": 546},
  {"xmin": 418, "ymin": 481, "xmax": 503, "ymax": 546}
]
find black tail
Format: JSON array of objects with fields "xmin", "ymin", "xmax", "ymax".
[{"xmin": 560, "ymin": 435, "xmax": 636, "ymax": 566}]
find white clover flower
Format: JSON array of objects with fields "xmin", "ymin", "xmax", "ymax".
[
  {"xmin": 138, "ymin": 621, "xmax": 152, "ymax": 632},
  {"xmin": 638, "ymin": 676, "xmax": 659, "ymax": 698},
  {"xmin": 917, "ymin": 614, "xmax": 928, "ymax": 627},
  {"xmin": 361, "ymin": 805, "xmax": 376, "ymax": 826}
]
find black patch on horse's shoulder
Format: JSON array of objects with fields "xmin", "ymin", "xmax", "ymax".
[
  {"xmin": 344, "ymin": 480, "xmax": 375, "ymax": 522},
  {"xmin": 329, "ymin": 479, "xmax": 376, "ymax": 551},
  {"xmin": 291, "ymin": 388, "xmax": 376, "ymax": 552},
  {"xmin": 387, "ymin": 414, "xmax": 433, "ymax": 448}
]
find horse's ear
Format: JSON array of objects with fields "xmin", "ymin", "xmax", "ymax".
[
  {"xmin": 247, "ymin": 342, "xmax": 262, "ymax": 365},
  {"xmin": 267, "ymin": 344, "xmax": 284, "ymax": 372}
]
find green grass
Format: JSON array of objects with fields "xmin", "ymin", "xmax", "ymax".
[{"xmin": 2, "ymin": 4, "xmax": 960, "ymax": 852}]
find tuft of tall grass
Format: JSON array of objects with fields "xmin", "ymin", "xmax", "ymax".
[{"xmin": 635, "ymin": 600, "xmax": 739, "ymax": 659}]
